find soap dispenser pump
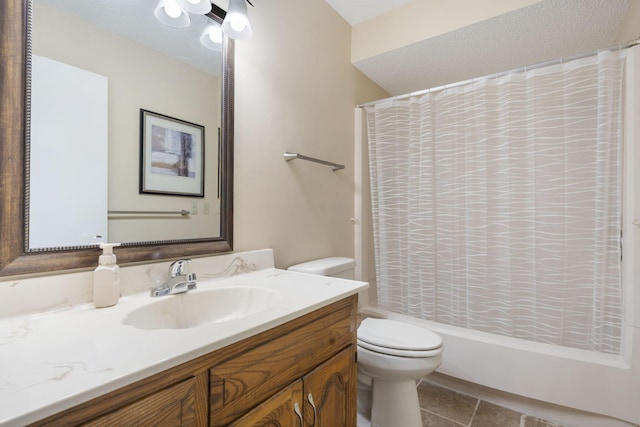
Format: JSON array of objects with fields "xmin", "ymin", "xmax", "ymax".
[{"xmin": 93, "ymin": 243, "xmax": 121, "ymax": 308}]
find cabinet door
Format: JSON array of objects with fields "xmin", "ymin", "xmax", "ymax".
[
  {"xmin": 83, "ymin": 377, "xmax": 204, "ymax": 427},
  {"xmin": 209, "ymin": 299, "xmax": 355, "ymax": 426},
  {"xmin": 302, "ymin": 346, "xmax": 356, "ymax": 427},
  {"xmin": 228, "ymin": 380, "xmax": 304, "ymax": 427}
]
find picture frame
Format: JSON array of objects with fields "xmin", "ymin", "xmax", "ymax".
[{"xmin": 140, "ymin": 109, "xmax": 205, "ymax": 197}]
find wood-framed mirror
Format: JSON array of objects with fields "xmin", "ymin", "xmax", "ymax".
[{"xmin": 0, "ymin": 0, "xmax": 234, "ymax": 277}]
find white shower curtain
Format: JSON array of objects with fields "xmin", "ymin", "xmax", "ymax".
[{"xmin": 365, "ymin": 51, "xmax": 626, "ymax": 354}]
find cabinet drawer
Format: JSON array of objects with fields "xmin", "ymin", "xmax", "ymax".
[{"xmin": 209, "ymin": 299, "xmax": 355, "ymax": 426}]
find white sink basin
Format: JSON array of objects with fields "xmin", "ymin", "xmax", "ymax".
[{"xmin": 123, "ymin": 287, "xmax": 282, "ymax": 330}]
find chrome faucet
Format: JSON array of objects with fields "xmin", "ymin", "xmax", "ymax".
[{"xmin": 150, "ymin": 259, "xmax": 197, "ymax": 297}]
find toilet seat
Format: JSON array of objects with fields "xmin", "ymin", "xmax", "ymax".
[
  {"xmin": 357, "ymin": 340, "xmax": 443, "ymax": 358},
  {"xmin": 357, "ymin": 318, "xmax": 443, "ymax": 358}
]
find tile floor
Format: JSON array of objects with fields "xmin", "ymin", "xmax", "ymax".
[{"xmin": 417, "ymin": 380, "xmax": 564, "ymax": 427}]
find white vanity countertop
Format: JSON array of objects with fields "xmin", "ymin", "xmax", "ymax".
[{"xmin": 0, "ymin": 268, "xmax": 367, "ymax": 426}]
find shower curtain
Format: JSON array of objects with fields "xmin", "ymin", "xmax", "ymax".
[{"xmin": 365, "ymin": 51, "xmax": 626, "ymax": 354}]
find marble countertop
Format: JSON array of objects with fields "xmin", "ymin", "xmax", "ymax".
[{"xmin": 0, "ymin": 268, "xmax": 367, "ymax": 426}]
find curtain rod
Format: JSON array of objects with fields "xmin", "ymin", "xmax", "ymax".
[{"xmin": 357, "ymin": 37, "xmax": 640, "ymax": 108}]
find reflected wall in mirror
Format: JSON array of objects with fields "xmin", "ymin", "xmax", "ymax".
[{"xmin": 0, "ymin": 0, "xmax": 234, "ymax": 277}]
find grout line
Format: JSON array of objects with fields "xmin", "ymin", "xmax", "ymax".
[
  {"xmin": 421, "ymin": 409, "xmax": 469, "ymax": 427},
  {"xmin": 468, "ymin": 399, "xmax": 482, "ymax": 427}
]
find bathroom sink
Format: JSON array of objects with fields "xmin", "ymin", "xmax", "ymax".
[{"xmin": 123, "ymin": 287, "xmax": 282, "ymax": 330}]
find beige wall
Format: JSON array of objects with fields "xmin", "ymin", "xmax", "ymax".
[
  {"xmin": 33, "ymin": 4, "xmax": 221, "ymax": 243},
  {"xmin": 351, "ymin": 0, "xmax": 542, "ymax": 62},
  {"xmin": 616, "ymin": 0, "xmax": 640, "ymax": 42},
  {"xmin": 231, "ymin": 0, "xmax": 388, "ymax": 269}
]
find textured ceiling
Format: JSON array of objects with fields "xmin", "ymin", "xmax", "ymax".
[{"xmin": 327, "ymin": 0, "xmax": 631, "ymax": 96}]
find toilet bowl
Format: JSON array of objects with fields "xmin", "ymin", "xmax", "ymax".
[
  {"xmin": 357, "ymin": 317, "xmax": 443, "ymax": 427},
  {"xmin": 288, "ymin": 257, "xmax": 443, "ymax": 427}
]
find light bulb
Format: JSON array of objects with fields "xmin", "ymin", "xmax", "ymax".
[
  {"xmin": 208, "ymin": 29, "xmax": 222, "ymax": 44},
  {"xmin": 155, "ymin": 0, "xmax": 190, "ymax": 27},
  {"xmin": 230, "ymin": 18, "xmax": 245, "ymax": 32},
  {"xmin": 221, "ymin": 0, "xmax": 252, "ymax": 39},
  {"xmin": 176, "ymin": 0, "xmax": 211, "ymax": 14},
  {"xmin": 200, "ymin": 22, "xmax": 223, "ymax": 50},
  {"xmin": 164, "ymin": 1, "xmax": 182, "ymax": 18}
]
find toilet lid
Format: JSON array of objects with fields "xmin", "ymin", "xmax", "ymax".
[{"xmin": 357, "ymin": 318, "xmax": 442, "ymax": 351}]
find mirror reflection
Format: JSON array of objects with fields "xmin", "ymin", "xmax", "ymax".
[{"xmin": 30, "ymin": 0, "xmax": 224, "ymax": 249}]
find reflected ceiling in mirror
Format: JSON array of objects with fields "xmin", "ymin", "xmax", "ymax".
[{"xmin": 36, "ymin": 0, "xmax": 223, "ymax": 74}]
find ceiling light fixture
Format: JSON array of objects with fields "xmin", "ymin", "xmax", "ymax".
[
  {"xmin": 221, "ymin": 0, "xmax": 253, "ymax": 40},
  {"xmin": 155, "ymin": 0, "xmax": 255, "ymax": 43},
  {"xmin": 154, "ymin": 0, "xmax": 190, "ymax": 28}
]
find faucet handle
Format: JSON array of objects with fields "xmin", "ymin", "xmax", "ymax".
[{"xmin": 169, "ymin": 259, "xmax": 191, "ymax": 277}]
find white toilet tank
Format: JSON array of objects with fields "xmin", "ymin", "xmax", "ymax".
[{"xmin": 288, "ymin": 257, "xmax": 356, "ymax": 280}]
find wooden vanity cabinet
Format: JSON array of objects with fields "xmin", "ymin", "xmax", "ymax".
[
  {"xmin": 209, "ymin": 296, "xmax": 357, "ymax": 426},
  {"xmin": 224, "ymin": 346, "xmax": 355, "ymax": 427},
  {"xmin": 31, "ymin": 295, "xmax": 357, "ymax": 427}
]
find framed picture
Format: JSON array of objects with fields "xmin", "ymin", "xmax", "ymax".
[{"xmin": 140, "ymin": 109, "xmax": 205, "ymax": 197}]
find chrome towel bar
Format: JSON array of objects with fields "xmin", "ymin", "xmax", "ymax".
[
  {"xmin": 108, "ymin": 210, "xmax": 190, "ymax": 216},
  {"xmin": 284, "ymin": 152, "xmax": 345, "ymax": 171}
]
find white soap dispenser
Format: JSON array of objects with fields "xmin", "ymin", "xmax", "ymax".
[{"xmin": 93, "ymin": 243, "xmax": 121, "ymax": 308}]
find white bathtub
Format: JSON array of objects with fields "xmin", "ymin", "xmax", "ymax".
[{"xmin": 359, "ymin": 305, "xmax": 640, "ymax": 427}]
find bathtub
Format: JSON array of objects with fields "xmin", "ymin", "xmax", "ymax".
[{"xmin": 358, "ymin": 304, "xmax": 640, "ymax": 427}]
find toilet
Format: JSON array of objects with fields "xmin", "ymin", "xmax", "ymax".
[{"xmin": 288, "ymin": 257, "xmax": 443, "ymax": 427}]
